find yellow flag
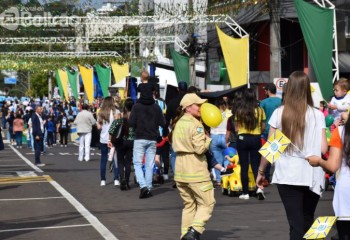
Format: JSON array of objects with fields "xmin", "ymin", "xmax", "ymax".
[
  {"xmin": 78, "ymin": 65, "xmax": 94, "ymax": 104},
  {"xmin": 259, "ymin": 129, "xmax": 291, "ymax": 163},
  {"xmin": 57, "ymin": 69, "xmax": 69, "ymax": 101},
  {"xmin": 216, "ymin": 25, "xmax": 249, "ymax": 88},
  {"xmin": 303, "ymin": 216, "xmax": 337, "ymax": 239},
  {"xmin": 111, "ymin": 62, "xmax": 129, "ymax": 84}
]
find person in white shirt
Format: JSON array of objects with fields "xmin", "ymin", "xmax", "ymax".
[
  {"xmin": 328, "ymin": 78, "xmax": 350, "ymax": 120},
  {"xmin": 256, "ymin": 71, "xmax": 328, "ymax": 239},
  {"xmin": 307, "ymin": 123, "xmax": 350, "ymax": 240},
  {"xmin": 97, "ymin": 97, "xmax": 120, "ymax": 187},
  {"xmin": 74, "ymin": 104, "xmax": 96, "ymax": 162}
]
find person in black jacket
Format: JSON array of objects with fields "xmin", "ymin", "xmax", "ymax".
[
  {"xmin": 31, "ymin": 106, "xmax": 45, "ymax": 167},
  {"xmin": 129, "ymin": 87, "xmax": 168, "ymax": 199}
]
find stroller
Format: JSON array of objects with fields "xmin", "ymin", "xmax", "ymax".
[{"xmin": 134, "ymin": 138, "xmax": 168, "ymax": 186}]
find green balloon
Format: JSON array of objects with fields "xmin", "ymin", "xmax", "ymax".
[{"xmin": 325, "ymin": 115, "xmax": 334, "ymax": 127}]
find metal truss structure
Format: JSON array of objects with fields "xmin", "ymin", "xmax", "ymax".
[
  {"xmin": 0, "ymin": 14, "xmax": 246, "ymax": 59},
  {"xmin": 0, "ymin": 14, "xmax": 233, "ymax": 27},
  {"xmin": 314, "ymin": 0, "xmax": 339, "ymax": 82},
  {"xmin": 0, "ymin": 51, "xmax": 122, "ymax": 57},
  {"xmin": 0, "ymin": 15, "xmax": 240, "ymax": 45}
]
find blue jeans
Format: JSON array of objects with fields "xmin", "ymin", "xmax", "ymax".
[
  {"xmin": 30, "ymin": 132, "xmax": 34, "ymax": 151},
  {"xmin": 170, "ymin": 146, "xmax": 176, "ymax": 174},
  {"xmin": 210, "ymin": 134, "xmax": 229, "ymax": 183},
  {"xmin": 133, "ymin": 139, "xmax": 156, "ymax": 189},
  {"xmin": 14, "ymin": 131, "xmax": 22, "ymax": 147},
  {"xmin": 100, "ymin": 143, "xmax": 118, "ymax": 181},
  {"xmin": 43, "ymin": 130, "xmax": 47, "ymax": 153},
  {"xmin": 2, "ymin": 117, "xmax": 6, "ymax": 129}
]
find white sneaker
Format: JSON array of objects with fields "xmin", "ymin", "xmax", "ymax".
[
  {"xmin": 163, "ymin": 174, "xmax": 169, "ymax": 181},
  {"xmin": 100, "ymin": 180, "xmax": 106, "ymax": 186},
  {"xmin": 256, "ymin": 188, "xmax": 266, "ymax": 200},
  {"xmin": 114, "ymin": 180, "xmax": 120, "ymax": 186},
  {"xmin": 239, "ymin": 194, "xmax": 250, "ymax": 200}
]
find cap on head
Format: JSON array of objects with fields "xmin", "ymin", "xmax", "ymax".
[
  {"xmin": 264, "ymin": 83, "xmax": 277, "ymax": 94},
  {"xmin": 180, "ymin": 93, "xmax": 207, "ymax": 110},
  {"xmin": 178, "ymin": 81, "xmax": 188, "ymax": 92}
]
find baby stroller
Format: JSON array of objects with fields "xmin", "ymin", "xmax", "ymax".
[
  {"xmin": 133, "ymin": 155, "xmax": 164, "ymax": 186},
  {"xmin": 134, "ymin": 138, "xmax": 168, "ymax": 186}
]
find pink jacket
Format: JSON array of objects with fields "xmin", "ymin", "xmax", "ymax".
[{"xmin": 13, "ymin": 118, "xmax": 24, "ymax": 132}]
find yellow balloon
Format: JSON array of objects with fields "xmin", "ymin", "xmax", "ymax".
[{"xmin": 200, "ymin": 103, "xmax": 222, "ymax": 127}]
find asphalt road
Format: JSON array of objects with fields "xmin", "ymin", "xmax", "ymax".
[{"xmin": 0, "ymin": 142, "xmax": 336, "ymax": 240}]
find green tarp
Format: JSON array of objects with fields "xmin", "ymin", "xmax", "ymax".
[
  {"xmin": 170, "ymin": 48, "xmax": 190, "ymax": 85},
  {"xmin": 95, "ymin": 64, "xmax": 111, "ymax": 98},
  {"xmin": 295, "ymin": 0, "xmax": 334, "ymax": 100},
  {"xmin": 67, "ymin": 69, "xmax": 79, "ymax": 100}
]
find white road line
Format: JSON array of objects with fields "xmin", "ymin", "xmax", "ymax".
[
  {"xmin": 16, "ymin": 171, "xmax": 37, "ymax": 177},
  {"xmin": 9, "ymin": 145, "xmax": 119, "ymax": 240},
  {"xmin": 0, "ymin": 196, "xmax": 64, "ymax": 201},
  {"xmin": 0, "ymin": 224, "xmax": 92, "ymax": 233},
  {"xmin": 9, "ymin": 145, "xmax": 43, "ymax": 173},
  {"xmin": 50, "ymin": 181, "xmax": 118, "ymax": 240}
]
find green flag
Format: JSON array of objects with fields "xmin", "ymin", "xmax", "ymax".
[
  {"xmin": 95, "ymin": 64, "xmax": 111, "ymax": 98},
  {"xmin": 67, "ymin": 69, "xmax": 79, "ymax": 100},
  {"xmin": 131, "ymin": 61, "xmax": 142, "ymax": 77},
  {"xmin": 170, "ymin": 48, "xmax": 190, "ymax": 85},
  {"xmin": 54, "ymin": 69, "xmax": 64, "ymax": 100},
  {"xmin": 295, "ymin": 0, "xmax": 334, "ymax": 100}
]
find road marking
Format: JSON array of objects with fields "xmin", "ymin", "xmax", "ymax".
[
  {"xmin": 0, "ymin": 224, "xmax": 92, "ymax": 233},
  {"xmin": 10, "ymin": 145, "xmax": 43, "ymax": 173},
  {"xmin": 0, "ymin": 196, "xmax": 64, "ymax": 201},
  {"xmin": 0, "ymin": 175, "xmax": 52, "ymax": 184},
  {"xmin": 59, "ymin": 153, "xmax": 72, "ymax": 155},
  {"xmin": 16, "ymin": 171, "xmax": 37, "ymax": 177},
  {"xmin": 50, "ymin": 181, "xmax": 118, "ymax": 240},
  {"xmin": 8, "ymin": 145, "xmax": 118, "ymax": 240}
]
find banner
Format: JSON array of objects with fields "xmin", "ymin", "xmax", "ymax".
[
  {"xmin": 131, "ymin": 61, "xmax": 143, "ymax": 77},
  {"xmin": 67, "ymin": 69, "xmax": 79, "ymax": 100},
  {"xmin": 78, "ymin": 65, "xmax": 94, "ymax": 104},
  {"xmin": 111, "ymin": 62, "xmax": 129, "ymax": 84},
  {"xmin": 95, "ymin": 64, "xmax": 111, "ymax": 98},
  {"xmin": 55, "ymin": 70, "xmax": 65, "ymax": 100},
  {"xmin": 57, "ymin": 69, "xmax": 69, "ymax": 101},
  {"xmin": 216, "ymin": 25, "xmax": 249, "ymax": 89},
  {"xmin": 295, "ymin": 0, "xmax": 334, "ymax": 100},
  {"xmin": 170, "ymin": 48, "xmax": 190, "ymax": 85}
]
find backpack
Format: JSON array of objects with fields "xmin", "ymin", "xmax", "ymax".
[{"xmin": 110, "ymin": 118, "xmax": 125, "ymax": 145}]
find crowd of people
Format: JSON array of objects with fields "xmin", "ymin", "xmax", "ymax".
[{"xmin": 1, "ymin": 70, "xmax": 350, "ymax": 240}]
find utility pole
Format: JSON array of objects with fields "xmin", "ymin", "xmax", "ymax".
[
  {"xmin": 48, "ymin": 71, "xmax": 52, "ymax": 99},
  {"xmin": 188, "ymin": 0, "xmax": 196, "ymax": 87},
  {"xmin": 269, "ymin": 0, "xmax": 281, "ymax": 80},
  {"xmin": 27, "ymin": 71, "xmax": 30, "ymax": 93}
]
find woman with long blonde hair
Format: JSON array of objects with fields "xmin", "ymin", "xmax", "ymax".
[
  {"xmin": 257, "ymin": 71, "xmax": 328, "ymax": 239},
  {"xmin": 97, "ymin": 96, "xmax": 120, "ymax": 187}
]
